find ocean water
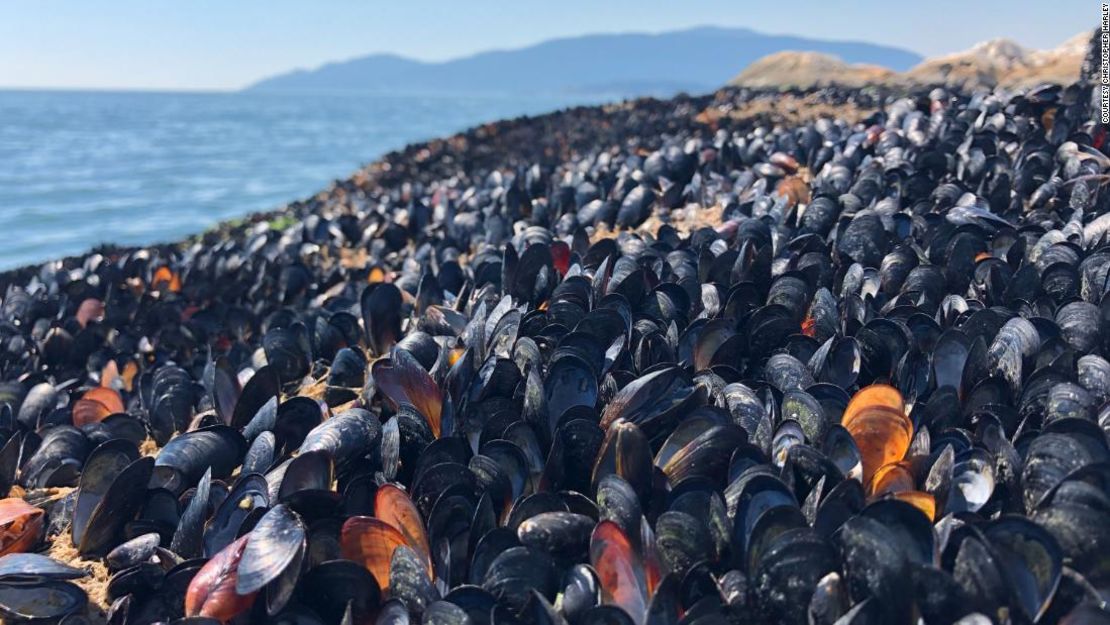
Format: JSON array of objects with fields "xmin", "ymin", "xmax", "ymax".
[{"xmin": 0, "ymin": 89, "xmax": 613, "ymax": 270}]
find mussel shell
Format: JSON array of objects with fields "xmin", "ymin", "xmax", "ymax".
[
  {"xmin": 21, "ymin": 426, "xmax": 89, "ymax": 488},
  {"xmin": 72, "ymin": 439, "xmax": 140, "ymax": 549},
  {"xmin": 171, "ymin": 468, "xmax": 213, "ymax": 559},
  {"xmin": 0, "ymin": 553, "xmax": 87, "ymax": 580},
  {"xmin": 390, "ymin": 544, "xmax": 438, "ymax": 617},
  {"xmin": 482, "ymin": 546, "xmax": 558, "ymax": 614},
  {"xmin": 298, "ymin": 408, "xmax": 381, "ymax": 471},
  {"xmin": 237, "ymin": 504, "xmax": 306, "ymax": 596},
  {"xmin": 78, "ymin": 456, "xmax": 154, "ymax": 556},
  {"xmin": 232, "ymin": 367, "xmax": 280, "ymax": 430},
  {"xmin": 544, "ymin": 355, "xmax": 598, "ymax": 425},
  {"xmin": 517, "ymin": 512, "xmax": 594, "ymax": 563},
  {"xmin": 983, "ymin": 516, "xmax": 1062, "ymax": 623},
  {"xmin": 0, "ymin": 579, "xmax": 88, "ymax": 621},
  {"xmin": 835, "ymin": 515, "xmax": 912, "ymax": 623},
  {"xmin": 153, "ymin": 426, "xmax": 246, "ymax": 492},
  {"xmin": 105, "ymin": 532, "xmax": 162, "ymax": 573},
  {"xmin": 654, "ymin": 511, "xmax": 713, "ymax": 579},
  {"xmin": 301, "ymin": 559, "xmax": 381, "ymax": 625},
  {"xmin": 751, "ymin": 527, "xmax": 839, "ymax": 624}
]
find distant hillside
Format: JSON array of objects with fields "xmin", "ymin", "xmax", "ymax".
[
  {"xmin": 731, "ymin": 51, "xmax": 895, "ymax": 89},
  {"xmin": 731, "ymin": 31, "xmax": 1091, "ymax": 91},
  {"xmin": 246, "ymin": 26, "xmax": 922, "ymax": 96},
  {"xmin": 904, "ymin": 31, "xmax": 1090, "ymax": 89}
]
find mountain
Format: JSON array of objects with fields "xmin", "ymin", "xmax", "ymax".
[
  {"xmin": 731, "ymin": 31, "xmax": 1092, "ymax": 91},
  {"xmin": 245, "ymin": 26, "xmax": 922, "ymax": 96}
]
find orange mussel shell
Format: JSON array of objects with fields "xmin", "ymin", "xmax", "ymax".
[
  {"xmin": 72, "ymin": 387, "xmax": 125, "ymax": 427},
  {"xmin": 340, "ymin": 516, "xmax": 410, "ymax": 592},
  {"xmin": 868, "ymin": 462, "xmax": 915, "ymax": 497},
  {"xmin": 842, "ymin": 384, "xmax": 904, "ymax": 426},
  {"xmin": 374, "ymin": 484, "xmax": 432, "ymax": 568},
  {"xmin": 371, "ymin": 353, "xmax": 442, "ymax": 438},
  {"xmin": 590, "ymin": 520, "xmax": 648, "ymax": 623},
  {"xmin": 151, "ymin": 266, "xmax": 182, "ymax": 293},
  {"xmin": 0, "ymin": 498, "xmax": 45, "ymax": 556},
  {"xmin": 893, "ymin": 490, "xmax": 937, "ymax": 521},
  {"xmin": 842, "ymin": 385, "xmax": 913, "ymax": 485}
]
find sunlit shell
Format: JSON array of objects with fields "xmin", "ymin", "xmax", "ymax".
[
  {"xmin": 842, "ymin": 385, "xmax": 912, "ymax": 485},
  {"xmin": 372, "ymin": 351, "xmax": 443, "ymax": 437},
  {"xmin": 590, "ymin": 520, "xmax": 648, "ymax": 625},
  {"xmin": 841, "ymin": 384, "xmax": 904, "ymax": 426},
  {"xmin": 868, "ymin": 462, "xmax": 915, "ymax": 497},
  {"xmin": 892, "ymin": 491, "xmax": 936, "ymax": 522},
  {"xmin": 340, "ymin": 516, "xmax": 409, "ymax": 592},
  {"xmin": 374, "ymin": 484, "xmax": 432, "ymax": 570}
]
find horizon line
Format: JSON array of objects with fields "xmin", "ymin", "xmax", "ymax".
[
  {"xmin": 2, "ymin": 23, "xmax": 927, "ymax": 93},
  {"xmin": 2, "ymin": 23, "xmax": 1083, "ymax": 94}
]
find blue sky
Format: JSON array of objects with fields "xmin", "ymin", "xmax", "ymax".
[{"xmin": 0, "ymin": 0, "xmax": 1092, "ymax": 90}]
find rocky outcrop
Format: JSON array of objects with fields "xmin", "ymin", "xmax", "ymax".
[{"xmin": 731, "ymin": 31, "xmax": 1092, "ymax": 90}]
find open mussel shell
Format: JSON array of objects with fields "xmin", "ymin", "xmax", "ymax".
[
  {"xmin": 375, "ymin": 484, "xmax": 432, "ymax": 567},
  {"xmin": 77, "ymin": 455, "xmax": 154, "ymax": 556},
  {"xmin": 339, "ymin": 516, "xmax": 409, "ymax": 593},
  {"xmin": 0, "ymin": 579, "xmax": 88, "ymax": 622},
  {"xmin": 589, "ymin": 520, "xmax": 648, "ymax": 624}
]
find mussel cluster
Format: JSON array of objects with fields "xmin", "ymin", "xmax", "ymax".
[{"xmin": 0, "ymin": 45, "xmax": 1108, "ymax": 625}]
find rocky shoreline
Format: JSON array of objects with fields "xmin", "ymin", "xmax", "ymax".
[{"xmin": 0, "ymin": 87, "xmax": 887, "ymax": 289}]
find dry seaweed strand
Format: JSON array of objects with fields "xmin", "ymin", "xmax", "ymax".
[{"xmin": 46, "ymin": 532, "xmax": 110, "ymax": 624}]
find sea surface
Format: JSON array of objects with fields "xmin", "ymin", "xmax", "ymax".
[{"xmin": 0, "ymin": 89, "xmax": 615, "ymax": 270}]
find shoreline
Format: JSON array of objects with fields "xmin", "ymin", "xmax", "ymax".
[{"xmin": 0, "ymin": 85, "xmax": 894, "ymax": 290}]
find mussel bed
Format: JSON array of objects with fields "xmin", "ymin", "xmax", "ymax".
[{"xmin": 0, "ymin": 35, "xmax": 1109, "ymax": 625}]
